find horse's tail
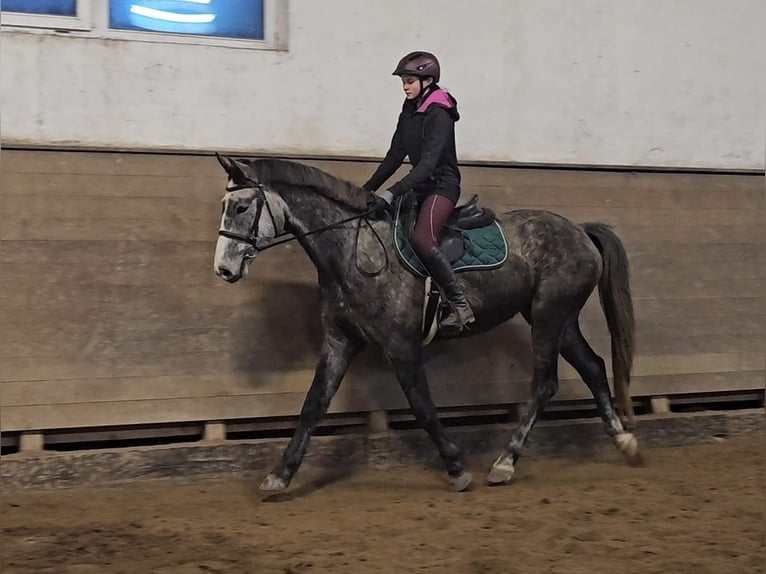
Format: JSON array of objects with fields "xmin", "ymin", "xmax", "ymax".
[{"xmin": 582, "ymin": 222, "xmax": 636, "ymax": 428}]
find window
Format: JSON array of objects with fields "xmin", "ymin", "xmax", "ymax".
[
  {"xmin": 1, "ymin": 0, "xmax": 284, "ymax": 49},
  {"xmin": 3, "ymin": 0, "xmax": 76, "ymax": 16},
  {"xmin": 109, "ymin": 1, "xmax": 264, "ymax": 40},
  {"xmin": 1, "ymin": 0, "xmax": 92, "ymax": 30}
]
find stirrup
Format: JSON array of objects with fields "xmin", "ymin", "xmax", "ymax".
[{"xmin": 439, "ymin": 301, "xmax": 476, "ymax": 331}]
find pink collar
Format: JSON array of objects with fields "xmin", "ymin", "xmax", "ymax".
[{"xmin": 417, "ymin": 88, "xmax": 454, "ymax": 113}]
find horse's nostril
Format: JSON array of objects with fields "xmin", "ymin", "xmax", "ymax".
[{"xmin": 218, "ymin": 267, "xmax": 233, "ymax": 279}]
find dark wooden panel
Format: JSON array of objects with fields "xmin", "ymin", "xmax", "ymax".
[
  {"xmin": 610, "ymin": 225, "xmax": 762, "ymax": 245},
  {"xmin": 3, "ymin": 349, "xmax": 762, "ymax": 408},
  {"xmin": 5, "ymin": 151, "xmax": 761, "ymax": 208},
  {"xmin": 2, "ymin": 370, "xmax": 761, "ymax": 432},
  {"xmin": 1, "ymin": 238, "xmax": 760, "ymax": 304},
  {"xmin": 466, "ymin": 181, "xmax": 764, "ymax": 211},
  {"xmin": 0, "ymin": 240, "xmax": 309, "ymax": 287},
  {"xmin": 0, "ymin": 172, "xmax": 223, "ymax": 198},
  {"xmin": 1, "ymin": 288, "xmax": 758, "ymax": 352},
  {"xmin": 0, "ymin": 195, "xmax": 214, "ymax": 224},
  {"xmin": 460, "ymin": 165, "xmax": 764, "ymax": 193},
  {"xmin": 1, "ymin": 150, "xmax": 226, "ymax": 177},
  {"xmin": 3, "ymin": 148, "xmax": 761, "ymax": 190},
  {"xmin": 0, "ymin": 150, "xmax": 762, "ymax": 434},
  {"xmin": 3, "ymin": 315, "xmax": 763, "ymax": 386},
  {"xmin": 0, "ymin": 203, "xmax": 220, "ymax": 242}
]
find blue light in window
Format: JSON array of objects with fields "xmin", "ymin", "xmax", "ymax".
[
  {"xmin": 131, "ymin": 3, "xmax": 215, "ymax": 25},
  {"xmin": 109, "ymin": 0, "xmax": 264, "ymax": 39},
  {"xmin": 2, "ymin": 0, "xmax": 76, "ymax": 16}
]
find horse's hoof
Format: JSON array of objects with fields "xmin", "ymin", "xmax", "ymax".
[
  {"xmin": 615, "ymin": 432, "xmax": 644, "ymax": 466},
  {"xmin": 449, "ymin": 471, "xmax": 473, "ymax": 492},
  {"xmin": 486, "ymin": 455, "xmax": 515, "ymax": 485},
  {"xmin": 259, "ymin": 474, "xmax": 288, "ymax": 492},
  {"xmin": 628, "ymin": 449, "xmax": 646, "ymax": 467}
]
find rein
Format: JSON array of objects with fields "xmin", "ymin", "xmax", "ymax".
[{"xmin": 218, "ymin": 180, "xmax": 389, "ymax": 276}]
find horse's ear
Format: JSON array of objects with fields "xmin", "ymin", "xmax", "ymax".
[
  {"xmin": 215, "ymin": 153, "xmax": 249, "ymax": 181},
  {"xmin": 216, "ymin": 152, "xmax": 237, "ymax": 174}
]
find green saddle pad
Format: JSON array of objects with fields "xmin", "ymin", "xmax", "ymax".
[{"xmin": 393, "ymin": 201, "xmax": 509, "ymax": 278}]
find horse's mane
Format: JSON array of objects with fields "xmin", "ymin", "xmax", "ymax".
[{"xmin": 247, "ymin": 159, "xmax": 369, "ymax": 211}]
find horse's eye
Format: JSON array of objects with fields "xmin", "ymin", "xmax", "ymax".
[{"xmin": 235, "ymin": 205, "xmax": 248, "ymax": 215}]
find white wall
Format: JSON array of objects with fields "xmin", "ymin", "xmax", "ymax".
[{"xmin": 2, "ymin": 0, "xmax": 764, "ymax": 169}]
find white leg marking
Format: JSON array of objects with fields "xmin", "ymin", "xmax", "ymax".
[{"xmin": 615, "ymin": 432, "xmax": 638, "ymax": 458}]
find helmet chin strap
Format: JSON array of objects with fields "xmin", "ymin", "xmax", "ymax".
[{"xmin": 417, "ymin": 78, "xmax": 435, "ymax": 105}]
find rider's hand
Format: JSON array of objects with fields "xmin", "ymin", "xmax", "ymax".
[{"xmin": 368, "ymin": 190, "xmax": 394, "ymax": 219}]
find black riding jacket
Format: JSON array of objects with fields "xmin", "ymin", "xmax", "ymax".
[{"xmin": 363, "ymin": 86, "xmax": 461, "ymax": 204}]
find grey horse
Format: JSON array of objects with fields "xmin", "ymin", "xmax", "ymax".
[{"xmin": 213, "ymin": 154, "xmax": 642, "ymax": 492}]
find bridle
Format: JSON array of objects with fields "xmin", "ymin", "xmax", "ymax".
[
  {"xmin": 217, "ymin": 177, "xmax": 389, "ymax": 275},
  {"xmin": 217, "ymin": 181, "xmax": 280, "ymax": 249}
]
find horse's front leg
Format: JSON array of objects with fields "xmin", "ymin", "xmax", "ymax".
[
  {"xmin": 393, "ymin": 360, "xmax": 473, "ymax": 492},
  {"xmin": 260, "ymin": 326, "xmax": 362, "ymax": 492}
]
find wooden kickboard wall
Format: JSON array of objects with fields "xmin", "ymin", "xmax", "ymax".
[{"xmin": 1, "ymin": 150, "xmax": 763, "ymax": 432}]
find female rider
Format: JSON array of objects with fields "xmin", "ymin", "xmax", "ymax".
[{"xmin": 364, "ymin": 51, "xmax": 474, "ymax": 332}]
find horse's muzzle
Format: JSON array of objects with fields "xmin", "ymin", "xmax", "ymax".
[
  {"xmin": 215, "ymin": 252, "xmax": 255, "ymax": 283},
  {"xmin": 216, "ymin": 266, "xmax": 242, "ymax": 283}
]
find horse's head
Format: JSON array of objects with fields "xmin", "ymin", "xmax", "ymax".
[{"xmin": 214, "ymin": 153, "xmax": 289, "ymax": 283}]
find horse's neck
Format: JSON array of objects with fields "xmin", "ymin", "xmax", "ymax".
[{"xmin": 280, "ymin": 188, "xmax": 361, "ymax": 278}]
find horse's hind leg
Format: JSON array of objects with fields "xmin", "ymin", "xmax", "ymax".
[
  {"xmin": 560, "ymin": 321, "xmax": 643, "ymax": 465},
  {"xmin": 487, "ymin": 309, "xmax": 566, "ymax": 485},
  {"xmin": 259, "ymin": 324, "xmax": 363, "ymax": 492},
  {"xmin": 393, "ymin": 360, "xmax": 473, "ymax": 492}
]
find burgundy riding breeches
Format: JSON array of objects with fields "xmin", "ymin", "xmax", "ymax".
[{"xmin": 410, "ymin": 194, "xmax": 456, "ymax": 259}]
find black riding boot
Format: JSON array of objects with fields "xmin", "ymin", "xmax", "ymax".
[{"xmin": 420, "ymin": 247, "xmax": 476, "ymax": 331}]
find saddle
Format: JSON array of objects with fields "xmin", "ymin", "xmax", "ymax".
[
  {"xmin": 392, "ymin": 192, "xmax": 509, "ymax": 344},
  {"xmin": 397, "ymin": 193, "xmax": 498, "ymax": 263}
]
